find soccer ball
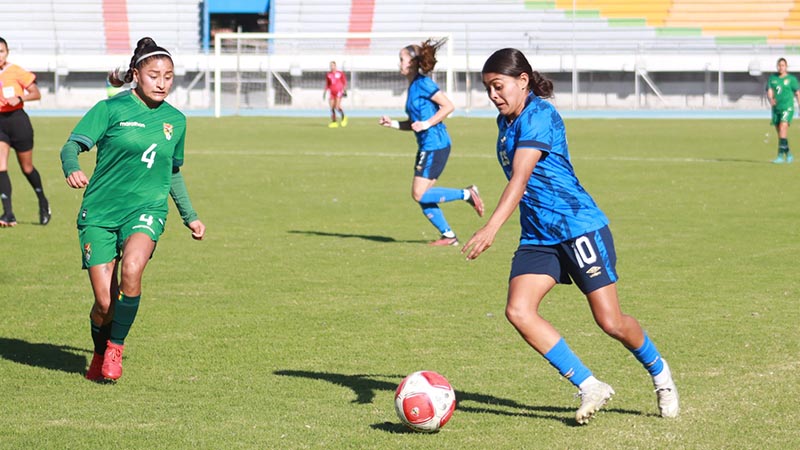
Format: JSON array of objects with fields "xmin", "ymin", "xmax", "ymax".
[{"xmin": 394, "ymin": 370, "xmax": 456, "ymax": 432}]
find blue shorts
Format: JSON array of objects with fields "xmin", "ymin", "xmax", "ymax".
[
  {"xmin": 414, "ymin": 146, "xmax": 450, "ymax": 179},
  {"xmin": 509, "ymin": 225, "xmax": 618, "ymax": 294}
]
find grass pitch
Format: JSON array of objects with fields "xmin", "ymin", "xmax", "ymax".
[{"xmin": 0, "ymin": 116, "xmax": 797, "ymax": 449}]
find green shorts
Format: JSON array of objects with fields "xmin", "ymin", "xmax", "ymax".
[
  {"xmin": 771, "ymin": 107, "xmax": 794, "ymax": 126},
  {"xmin": 78, "ymin": 212, "xmax": 166, "ymax": 269}
]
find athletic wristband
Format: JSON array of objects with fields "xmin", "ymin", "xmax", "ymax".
[
  {"xmin": 390, "ymin": 120, "xmax": 400, "ymax": 129},
  {"xmin": 419, "ymin": 120, "xmax": 431, "ymax": 130}
]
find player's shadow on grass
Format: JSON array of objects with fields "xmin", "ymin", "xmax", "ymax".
[
  {"xmin": 288, "ymin": 230, "xmax": 428, "ymax": 244},
  {"xmin": 275, "ymin": 369, "xmax": 643, "ymax": 428},
  {"xmin": 0, "ymin": 337, "xmax": 88, "ymax": 375}
]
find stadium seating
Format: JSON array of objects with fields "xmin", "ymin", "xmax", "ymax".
[
  {"xmin": 272, "ymin": 0, "xmax": 800, "ymax": 55},
  {"xmin": 1, "ymin": 0, "xmax": 200, "ymax": 55},
  {"xmin": 554, "ymin": 0, "xmax": 800, "ymax": 45},
  {"xmin": 4, "ymin": 0, "xmax": 796, "ymax": 57}
]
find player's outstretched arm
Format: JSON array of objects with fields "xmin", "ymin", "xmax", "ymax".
[
  {"xmin": 462, "ymin": 148, "xmax": 542, "ymax": 260},
  {"xmin": 378, "ymin": 115, "xmax": 411, "ymax": 130}
]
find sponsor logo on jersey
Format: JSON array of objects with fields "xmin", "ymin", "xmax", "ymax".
[
  {"xmin": 586, "ymin": 266, "xmax": 602, "ymax": 278},
  {"xmin": 120, "ymin": 121, "xmax": 146, "ymax": 128},
  {"xmin": 163, "ymin": 123, "xmax": 173, "ymax": 140}
]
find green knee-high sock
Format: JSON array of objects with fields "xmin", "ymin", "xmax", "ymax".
[
  {"xmin": 109, "ymin": 293, "xmax": 141, "ymax": 345},
  {"xmin": 779, "ymin": 138, "xmax": 789, "ymax": 155}
]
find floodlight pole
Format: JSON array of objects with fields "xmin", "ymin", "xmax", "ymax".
[{"xmin": 571, "ymin": 0, "xmax": 578, "ymax": 110}]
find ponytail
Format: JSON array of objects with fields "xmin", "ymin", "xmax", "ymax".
[
  {"xmin": 407, "ymin": 38, "xmax": 447, "ymax": 75},
  {"xmin": 482, "ymin": 48, "xmax": 554, "ymax": 98}
]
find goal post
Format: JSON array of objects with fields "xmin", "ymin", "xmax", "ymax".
[{"xmin": 213, "ymin": 32, "xmax": 454, "ymax": 117}]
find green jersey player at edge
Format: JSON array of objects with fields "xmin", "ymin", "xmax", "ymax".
[
  {"xmin": 766, "ymin": 57, "xmax": 800, "ymax": 163},
  {"xmin": 60, "ymin": 37, "xmax": 206, "ymax": 382}
]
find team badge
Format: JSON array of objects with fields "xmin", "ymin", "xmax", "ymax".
[
  {"xmin": 784, "ymin": 79, "xmax": 790, "ymax": 86},
  {"xmin": 163, "ymin": 123, "xmax": 173, "ymax": 141},
  {"xmin": 83, "ymin": 243, "xmax": 92, "ymax": 264}
]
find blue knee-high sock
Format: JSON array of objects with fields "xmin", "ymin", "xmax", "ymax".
[
  {"xmin": 543, "ymin": 338, "xmax": 593, "ymax": 387},
  {"xmin": 630, "ymin": 334, "xmax": 664, "ymax": 377},
  {"xmin": 420, "ymin": 203, "xmax": 452, "ymax": 235},
  {"xmin": 419, "ymin": 187, "xmax": 465, "ymax": 204}
]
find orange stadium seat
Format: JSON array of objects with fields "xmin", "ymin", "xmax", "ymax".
[{"xmin": 552, "ymin": 0, "xmax": 800, "ymax": 46}]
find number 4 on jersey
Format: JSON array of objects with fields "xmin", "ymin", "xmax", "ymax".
[{"xmin": 141, "ymin": 144, "xmax": 157, "ymax": 168}]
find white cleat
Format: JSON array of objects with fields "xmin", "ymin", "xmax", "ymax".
[
  {"xmin": 655, "ymin": 360, "xmax": 680, "ymax": 418},
  {"xmin": 575, "ymin": 381, "xmax": 615, "ymax": 425}
]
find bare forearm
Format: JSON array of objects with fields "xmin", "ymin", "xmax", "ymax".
[{"xmin": 486, "ymin": 176, "xmax": 527, "ymax": 231}]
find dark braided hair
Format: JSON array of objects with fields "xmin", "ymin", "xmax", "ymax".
[
  {"xmin": 120, "ymin": 37, "xmax": 173, "ymax": 84},
  {"xmin": 482, "ymin": 48, "xmax": 553, "ymax": 98}
]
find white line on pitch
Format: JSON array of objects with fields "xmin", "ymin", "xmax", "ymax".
[{"xmin": 190, "ymin": 149, "xmax": 719, "ymax": 163}]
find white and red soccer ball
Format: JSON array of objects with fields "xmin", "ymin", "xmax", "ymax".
[{"xmin": 394, "ymin": 370, "xmax": 456, "ymax": 432}]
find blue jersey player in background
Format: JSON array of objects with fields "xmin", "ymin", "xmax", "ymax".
[
  {"xmin": 379, "ymin": 39, "xmax": 484, "ymax": 246},
  {"xmin": 462, "ymin": 48, "xmax": 679, "ymax": 424}
]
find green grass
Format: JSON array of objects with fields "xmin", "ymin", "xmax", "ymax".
[{"xmin": 1, "ymin": 116, "xmax": 798, "ymax": 449}]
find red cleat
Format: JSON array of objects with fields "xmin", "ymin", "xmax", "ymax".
[
  {"xmin": 465, "ymin": 185, "xmax": 484, "ymax": 217},
  {"xmin": 85, "ymin": 352, "xmax": 104, "ymax": 381},
  {"xmin": 429, "ymin": 236, "xmax": 459, "ymax": 247},
  {"xmin": 101, "ymin": 341, "xmax": 124, "ymax": 380}
]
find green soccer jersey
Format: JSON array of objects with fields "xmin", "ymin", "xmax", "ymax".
[
  {"xmin": 69, "ymin": 90, "xmax": 186, "ymax": 227},
  {"xmin": 767, "ymin": 73, "xmax": 799, "ymax": 110}
]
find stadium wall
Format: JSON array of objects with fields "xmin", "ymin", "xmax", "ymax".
[{"xmin": 16, "ymin": 51, "xmax": 781, "ymax": 112}]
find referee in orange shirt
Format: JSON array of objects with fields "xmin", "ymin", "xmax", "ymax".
[{"xmin": 0, "ymin": 37, "xmax": 49, "ymax": 227}]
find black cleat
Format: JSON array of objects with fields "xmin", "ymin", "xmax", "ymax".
[
  {"xmin": 39, "ymin": 199, "xmax": 51, "ymax": 225},
  {"xmin": 0, "ymin": 212, "xmax": 17, "ymax": 227}
]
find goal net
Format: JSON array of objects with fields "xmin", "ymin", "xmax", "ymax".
[{"xmin": 213, "ymin": 32, "xmax": 454, "ymax": 117}]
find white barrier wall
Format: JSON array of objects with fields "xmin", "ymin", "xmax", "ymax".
[{"xmin": 16, "ymin": 51, "xmax": 781, "ymax": 111}]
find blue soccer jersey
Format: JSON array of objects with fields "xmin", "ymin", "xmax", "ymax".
[
  {"xmin": 406, "ymin": 74, "xmax": 451, "ymax": 151},
  {"xmin": 496, "ymin": 93, "xmax": 608, "ymax": 245}
]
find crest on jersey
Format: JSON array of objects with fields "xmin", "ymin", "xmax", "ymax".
[
  {"xmin": 784, "ymin": 79, "xmax": 790, "ymax": 86},
  {"xmin": 83, "ymin": 243, "xmax": 92, "ymax": 264},
  {"xmin": 163, "ymin": 123, "xmax": 173, "ymax": 141}
]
